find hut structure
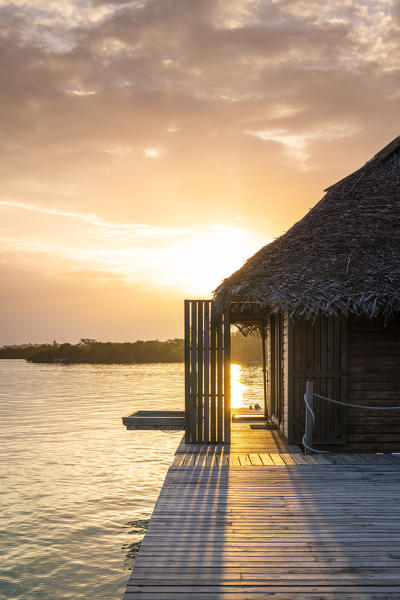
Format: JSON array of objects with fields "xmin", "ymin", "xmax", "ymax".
[
  {"xmin": 185, "ymin": 136, "xmax": 400, "ymax": 452},
  {"xmin": 211, "ymin": 135, "xmax": 400, "ymax": 452}
]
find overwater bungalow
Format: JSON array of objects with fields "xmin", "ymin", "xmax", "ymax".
[
  {"xmin": 185, "ymin": 136, "xmax": 400, "ymax": 452},
  {"xmin": 123, "ymin": 137, "xmax": 400, "ymax": 600}
]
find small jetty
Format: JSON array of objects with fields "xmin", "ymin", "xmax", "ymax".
[{"xmin": 123, "ymin": 425, "xmax": 400, "ymax": 599}]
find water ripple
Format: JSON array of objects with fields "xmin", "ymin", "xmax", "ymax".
[{"xmin": 0, "ymin": 360, "xmax": 183, "ymax": 600}]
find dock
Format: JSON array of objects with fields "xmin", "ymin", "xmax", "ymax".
[{"xmin": 123, "ymin": 425, "xmax": 400, "ymax": 599}]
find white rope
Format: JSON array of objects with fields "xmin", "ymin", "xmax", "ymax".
[
  {"xmin": 303, "ymin": 390, "xmax": 400, "ymax": 454},
  {"xmin": 302, "ymin": 393, "xmax": 330, "ymax": 454},
  {"xmin": 314, "ymin": 392, "xmax": 400, "ymax": 410}
]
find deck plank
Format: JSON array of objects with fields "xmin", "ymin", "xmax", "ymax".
[
  {"xmin": 124, "ymin": 427, "xmax": 400, "ymax": 599},
  {"xmin": 123, "ymin": 455, "xmax": 400, "ymax": 599}
]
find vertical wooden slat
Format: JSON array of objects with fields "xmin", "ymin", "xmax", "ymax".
[
  {"xmin": 278, "ymin": 313, "xmax": 283, "ymax": 423},
  {"xmin": 223, "ymin": 309, "xmax": 231, "ymax": 444},
  {"xmin": 261, "ymin": 324, "xmax": 267, "ymax": 419},
  {"xmin": 197, "ymin": 301, "xmax": 204, "ymax": 443},
  {"xmin": 307, "ymin": 315, "xmax": 313, "ymax": 373},
  {"xmin": 203, "ymin": 302, "xmax": 210, "ymax": 443},
  {"xmin": 287, "ymin": 315, "xmax": 294, "ymax": 443},
  {"xmin": 304, "ymin": 379, "xmax": 314, "ymax": 454},
  {"xmin": 184, "ymin": 300, "xmax": 191, "ymax": 443},
  {"xmin": 210, "ymin": 306, "xmax": 217, "ymax": 443},
  {"xmin": 320, "ymin": 316, "xmax": 327, "ymax": 444},
  {"xmin": 270, "ymin": 314, "xmax": 276, "ymax": 417},
  {"xmin": 340, "ymin": 318, "xmax": 348, "ymax": 443},
  {"xmin": 217, "ymin": 312, "xmax": 223, "ymax": 443},
  {"xmin": 190, "ymin": 301, "xmax": 197, "ymax": 442}
]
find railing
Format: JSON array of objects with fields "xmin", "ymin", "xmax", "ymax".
[{"xmin": 303, "ymin": 379, "xmax": 400, "ymax": 454}]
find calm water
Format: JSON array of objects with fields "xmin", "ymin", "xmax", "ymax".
[{"xmin": 0, "ymin": 360, "xmax": 263, "ymax": 600}]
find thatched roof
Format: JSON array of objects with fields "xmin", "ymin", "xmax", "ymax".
[{"xmin": 214, "ymin": 136, "xmax": 400, "ymax": 320}]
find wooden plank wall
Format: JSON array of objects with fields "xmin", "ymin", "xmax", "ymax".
[
  {"xmin": 184, "ymin": 300, "xmax": 230, "ymax": 444},
  {"xmin": 289, "ymin": 316, "xmax": 346, "ymax": 445},
  {"xmin": 346, "ymin": 315, "xmax": 400, "ymax": 451}
]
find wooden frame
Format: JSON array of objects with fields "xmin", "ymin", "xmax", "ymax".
[{"xmin": 270, "ymin": 312, "xmax": 283, "ymax": 425}]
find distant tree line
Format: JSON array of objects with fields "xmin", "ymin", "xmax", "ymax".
[
  {"xmin": 25, "ymin": 338, "xmax": 184, "ymax": 364},
  {"xmin": 0, "ymin": 343, "xmax": 55, "ymax": 359},
  {"xmin": 0, "ymin": 332, "xmax": 262, "ymax": 364}
]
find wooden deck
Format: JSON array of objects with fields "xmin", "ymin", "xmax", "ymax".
[
  {"xmin": 230, "ymin": 421, "xmax": 300, "ymax": 453},
  {"xmin": 123, "ymin": 429, "xmax": 400, "ymax": 599}
]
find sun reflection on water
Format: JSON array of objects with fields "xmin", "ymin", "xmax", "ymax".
[
  {"xmin": 231, "ymin": 363, "xmax": 246, "ymax": 408},
  {"xmin": 230, "ymin": 362, "xmax": 264, "ymax": 409}
]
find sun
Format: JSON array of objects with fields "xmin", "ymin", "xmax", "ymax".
[{"xmin": 153, "ymin": 225, "xmax": 268, "ymax": 296}]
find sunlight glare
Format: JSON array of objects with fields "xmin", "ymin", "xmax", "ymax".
[
  {"xmin": 156, "ymin": 226, "xmax": 268, "ymax": 295},
  {"xmin": 231, "ymin": 363, "xmax": 246, "ymax": 409}
]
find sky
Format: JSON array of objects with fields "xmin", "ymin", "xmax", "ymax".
[{"xmin": 0, "ymin": 0, "xmax": 399, "ymax": 344}]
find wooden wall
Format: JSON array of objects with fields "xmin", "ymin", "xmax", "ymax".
[
  {"xmin": 288, "ymin": 316, "xmax": 346, "ymax": 445},
  {"xmin": 346, "ymin": 315, "xmax": 400, "ymax": 451}
]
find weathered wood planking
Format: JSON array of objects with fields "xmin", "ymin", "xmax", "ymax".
[
  {"xmin": 289, "ymin": 315, "xmax": 347, "ymax": 446},
  {"xmin": 176, "ymin": 422, "xmax": 301, "ymax": 454},
  {"xmin": 123, "ymin": 456, "xmax": 400, "ymax": 599},
  {"xmin": 346, "ymin": 316, "xmax": 400, "ymax": 450},
  {"xmin": 172, "ymin": 451, "xmax": 400, "ymax": 467}
]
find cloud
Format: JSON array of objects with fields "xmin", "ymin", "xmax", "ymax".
[
  {"xmin": 0, "ymin": 199, "xmax": 189, "ymax": 239},
  {"xmin": 0, "ymin": 199, "xmax": 266, "ymax": 298},
  {"xmin": 246, "ymin": 122, "xmax": 360, "ymax": 165},
  {"xmin": 0, "ymin": 0, "xmax": 399, "ymax": 341}
]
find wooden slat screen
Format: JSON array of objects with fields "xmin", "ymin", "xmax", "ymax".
[{"xmin": 184, "ymin": 300, "xmax": 230, "ymax": 444}]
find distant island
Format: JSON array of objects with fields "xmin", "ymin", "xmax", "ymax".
[{"xmin": 0, "ymin": 333, "xmax": 262, "ymax": 364}]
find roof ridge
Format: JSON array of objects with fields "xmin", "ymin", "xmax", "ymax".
[{"xmin": 324, "ymin": 135, "xmax": 400, "ymax": 193}]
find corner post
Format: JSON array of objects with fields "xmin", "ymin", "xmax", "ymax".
[
  {"xmin": 304, "ymin": 379, "xmax": 314, "ymax": 454},
  {"xmin": 184, "ymin": 300, "xmax": 190, "ymax": 443},
  {"xmin": 261, "ymin": 322, "xmax": 268, "ymax": 420},
  {"xmin": 223, "ymin": 307, "xmax": 231, "ymax": 444}
]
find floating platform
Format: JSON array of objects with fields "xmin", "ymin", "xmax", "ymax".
[{"xmin": 122, "ymin": 410, "xmax": 185, "ymax": 430}]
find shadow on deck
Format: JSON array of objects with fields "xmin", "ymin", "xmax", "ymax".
[{"xmin": 124, "ymin": 454, "xmax": 400, "ymax": 599}]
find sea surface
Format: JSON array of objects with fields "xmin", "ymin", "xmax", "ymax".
[{"xmin": 0, "ymin": 359, "xmax": 263, "ymax": 600}]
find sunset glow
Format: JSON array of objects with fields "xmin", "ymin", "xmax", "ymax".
[{"xmin": 0, "ymin": 0, "xmax": 397, "ymax": 343}]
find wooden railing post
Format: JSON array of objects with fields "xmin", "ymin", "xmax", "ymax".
[
  {"xmin": 261, "ymin": 324, "xmax": 268, "ymax": 420},
  {"xmin": 304, "ymin": 379, "xmax": 314, "ymax": 454}
]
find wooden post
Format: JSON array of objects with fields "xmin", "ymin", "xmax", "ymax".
[
  {"xmin": 190, "ymin": 302, "xmax": 197, "ymax": 442},
  {"xmin": 217, "ymin": 314, "xmax": 223, "ymax": 443},
  {"xmin": 210, "ymin": 305, "xmax": 217, "ymax": 443},
  {"xmin": 304, "ymin": 379, "xmax": 314, "ymax": 454},
  {"xmin": 203, "ymin": 302, "xmax": 210, "ymax": 444},
  {"xmin": 184, "ymin": 300, "xmax": 190, "ymax": 443},
  {"xmin": 261, "ymin": 323, "xmax": 268, "ymax": 420},
  {"xmin": 197, "ymin": 301, "xmax": 204, "ymax": 443},
  {"xmin": 223, "ymin": 309, "xmax": 231, "ymax": 444}
]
